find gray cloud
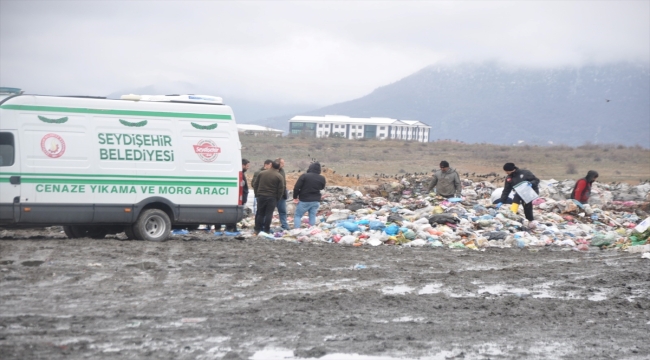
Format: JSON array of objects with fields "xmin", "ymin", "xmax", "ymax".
[{"xmin": 1, "ymin": 0, "xmax": 648, "ymax": 106}]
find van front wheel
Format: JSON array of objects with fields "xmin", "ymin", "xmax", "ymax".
[{"xmin": 133, "ymin": 209, "xmax": 171, "ymax": 242}]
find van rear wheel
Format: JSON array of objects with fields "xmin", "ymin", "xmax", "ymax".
[{"xmin": 133, "ymin": 209, "xmax": 171, "ymax": 242}]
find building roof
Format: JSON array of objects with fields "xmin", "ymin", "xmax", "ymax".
[
  {"xmin": 290, "ymin": 115, "xmax": 430, "ymax": 128},
  {"xmin": 237, "ymin": 124, "xmax": 283, "ymax": 133}
]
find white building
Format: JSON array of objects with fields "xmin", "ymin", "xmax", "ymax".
[
  {"xmin": 288, "ymin": 115, "xmax": 431, "ymax": 142},
  {"xmin": 237, "ymin": 124, "xmax": 283, "ymax": 136}
]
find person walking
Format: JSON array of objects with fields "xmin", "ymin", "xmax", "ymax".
[
  {"xmin": 571, "ymin": 170, "xmax": 599, "ymax": 204},
  {"xmin": 293, "ymin": 162, "xmax": 326, "ymax": 228},
  {"xmin": 275, "ymin": 157, "xmax": 290, "ymax": 230},
  {"xmin": 497, "ymin": 162, "xmax": 540, "ymax": 225},
  {"xmin": 252, "ymin": 161, "xmax": 285, "ymax": 234},
  {"xmin": 427, "ymin": 160, "xmax": 462, "ymax": 198}
]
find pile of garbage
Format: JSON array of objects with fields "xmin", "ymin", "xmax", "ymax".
[{"xmin": 238, "ymin": 175, "xmax": 650, "ymax": 253}]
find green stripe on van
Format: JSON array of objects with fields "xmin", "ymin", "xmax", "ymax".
[
  {"xmin": 19, "ymin": 177, "xmax": 236, "ymax": 187},
  {"xmin": 0, "ymin": 104, "xmax": 232, "ymax": 120},
  {"xmin": 0, "ymin": 172, "xmax": 237, "ymax": 181},
  {"xmin": 0, "ymin": 173, "xmax": 238, "ymax": 187}
]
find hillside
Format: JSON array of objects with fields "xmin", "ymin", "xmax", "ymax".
[
  {"xmin": 241, "ymin": 135, "xmax": 650, "ymax": 186},
  {"xmin": 257, "ymin": 62, "xmax": 650, "ymax": 147}
]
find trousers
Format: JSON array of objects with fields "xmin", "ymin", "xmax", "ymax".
[{"xmin": 255, "ymin": 196, "xmax": 277, "ymax": 233}]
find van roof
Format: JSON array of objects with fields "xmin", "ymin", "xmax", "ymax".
[{"xmin": 121, "ymin": 94, "xmax": 224, "ymax": 105}]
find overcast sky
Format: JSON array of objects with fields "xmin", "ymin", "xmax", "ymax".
[{"xmin": 1, "ymin": 1, "xmax": 649, "ymax": 106}]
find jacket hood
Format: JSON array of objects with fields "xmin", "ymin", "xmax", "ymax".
[
  {"xmin": 307, "ymin": 162, "xmax": 321, "ymax": 174},
  {"xmin": 586, "ymin": 170, "xmax": 599, "ymax": 183}
]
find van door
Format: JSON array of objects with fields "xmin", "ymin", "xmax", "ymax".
[{"xmin": 0, "ymin": 131, "xmax": 20, "ymax": 224}]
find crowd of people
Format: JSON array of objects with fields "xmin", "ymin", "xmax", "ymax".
[{"xmin": 236, "ymin": 157, "xmax": 599, "ymax": 235}]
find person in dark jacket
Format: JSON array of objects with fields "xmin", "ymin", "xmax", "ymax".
[
  {"xmin": 218, "ymin": 159, "xmax": 250, "ymax": 233},
  {"xmin": 571, "ymin": 170, "xmax": 599, "ymax": 204},
  {"xmin": 498, "ymin": 162, "xmax": 540, "ymax": 222},
  {"xmin": 252, "ymin": 161, "xmax": 285, "ymax": 234},
  {"xmin": 275, "ymin": 157, "xmax": 289, "ymax": 230},
  {"xmin": 293, "ymin": 162, "xmax": 326, "ymax": 228},
  {"xmin": 251, "ymin": 159, "xmax": 273, "ymax": 195}
]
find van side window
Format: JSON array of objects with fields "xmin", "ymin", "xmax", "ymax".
[{"xmin": 0, "ymin": 132, "xmax": 15, "ymax": 167}]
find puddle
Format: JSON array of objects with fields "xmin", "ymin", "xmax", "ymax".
[
  {"xmin": 381, "ymin": 285, "xmax": 414, "ymax": 295},
  {"xmin": 392, "ymin": 316, "xmax": 425, "ymax": 323},
  {"xmin": 587, "ymin": 290, "xmax": 609, "ymax": 301},
  {"xmin": 251, "ymin": 349, "xmax": 458, "ymax": 360},
  {"xmin": 251, "ymin": 342, "xmax": 570, "ymax": 359},
  {"xmin": 418, "ymin": 283, "xmax": 444, "ymax": 295}
]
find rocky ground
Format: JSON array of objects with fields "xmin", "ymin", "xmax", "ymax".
[{"xmin": 1, "ymin": 227, "xmax": 649, "ymax": 360}]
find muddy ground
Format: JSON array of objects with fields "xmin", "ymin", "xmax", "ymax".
[{"xmin": 1, "ymin": 227, "xmax": 649, "ymax": 360}]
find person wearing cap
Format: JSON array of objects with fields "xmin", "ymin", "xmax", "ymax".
[
  {"xmin": 498, "ymin": 162, "xmax": 540, "ymax": 224},
  {"xmin": 571, "ymin": 170, "xmax": 599, "ymax": 204},
  {"xmin": 426, "ymin": 160, "xmax": 462, "ymax": 198}
]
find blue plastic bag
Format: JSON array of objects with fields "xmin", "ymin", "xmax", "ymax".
[
  {"xmin": 368, "ymin": 220, "xmax": 385, "ymax": 230},
  {"xmin": 384, "ymin": 224, "xmax": 400, "ymax": 235},
  {"xmin": 356, "ymin": 219, "xmax": 370, "ymax": 225},
  {"xmin": 339, "ymin": 221, "xmax": 359, "ymax": 232}
]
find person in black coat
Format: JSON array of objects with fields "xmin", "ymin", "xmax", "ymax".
[
  {"xmin": 293, "ymin": 162, "xmax": 326, "ymax": 228},
  {"xmin": 498, "ymin": 162, "xmax": 540, "ymax": 222}
]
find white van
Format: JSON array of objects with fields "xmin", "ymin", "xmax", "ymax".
[{"xmin": 0, "ymin": 89, "xmax": 244, "ymax": 241}]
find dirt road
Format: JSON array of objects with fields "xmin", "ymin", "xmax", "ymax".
[{"xmin": 1, "ymin": 227, "xmax": 649, "ymax": 360}]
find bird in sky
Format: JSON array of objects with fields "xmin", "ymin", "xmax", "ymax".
[{"xmin": 605, "ymin": 99, "xmax": 611, "ymax": 102}]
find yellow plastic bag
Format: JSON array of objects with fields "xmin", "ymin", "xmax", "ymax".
[{"xmin": 510, "ymin": 203, "xmax": 519, "ymax": 213}]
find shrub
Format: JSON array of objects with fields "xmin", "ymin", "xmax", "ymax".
[{"xmin": 566, "ymin": 163, "xmax": 578, "ymax": 174}]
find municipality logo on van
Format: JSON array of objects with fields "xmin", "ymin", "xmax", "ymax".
[
  {"xmin": 193, "ymin": 139, "xmax": 221, "ymax": 162},
  {"xmin": 41, "ymin": 133, "xmax": 66, "ymax": 158}
]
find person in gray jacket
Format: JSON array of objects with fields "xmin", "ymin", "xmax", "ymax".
[{"xmin": 427, "ymin": 160, "xmax": 462, "ymax": 198}]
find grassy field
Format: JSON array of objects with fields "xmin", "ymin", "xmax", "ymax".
[{"xmin": 240, "ymin": 134, "xmax": 650, "ymax": 185}]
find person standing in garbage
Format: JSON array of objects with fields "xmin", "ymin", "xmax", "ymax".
[
  {"xmin": 274, "ymin": 157, "xmax": 290, "ymax": 230},
  {"xmin": 498, "ymin": 162, "xmax": 540, "ymax": 224},
  {"xmin": 571, "ymin": 170, "xmax": 599, "ymax": 204},
  {"xmin": 293, "ymin": 162, "xmax": 327, "ymax": 228},
  {"xmin": 252, "ymin": 161, "xmax": 285, "ymax": 234},
  {"xmin": 251, "ymin": 159, "xmax": 273, "ymax": 194},
  {"xmin": 218, "ymin": 159, "xmax": 251, "ymax": 234},
  {"xmin": 427, "ymin": 160, "xmax": 462, "ymax": 198},
  {"xmin": 251, "ymin": 159, "xmax": 273, "ymax": 222}
]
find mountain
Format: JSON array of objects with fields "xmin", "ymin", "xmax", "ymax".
[{"xmin": 256, "ymin": 62, "xmax": 650, "ymax": 147}]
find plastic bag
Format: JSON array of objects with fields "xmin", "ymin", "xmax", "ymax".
[
  {"xmin": 590, "ymin": 232, "xmax": 618, "ymax": 248},
  {"xmin": 384, "ymin": 224, "xmax": 400, "ymax": 235},
  {"xmin": 337, "ymin": 221, "xmax": 359, "ymax": 232}
]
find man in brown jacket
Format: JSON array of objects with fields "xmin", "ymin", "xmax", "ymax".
[{"xmin": 252, "ymin": 161, "xmax": 285, "ymax": 234}]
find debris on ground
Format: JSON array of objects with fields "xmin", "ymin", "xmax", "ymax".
[{"xmin": 193, "ymin": 175, "xmax": 650, "ymax": 252}]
